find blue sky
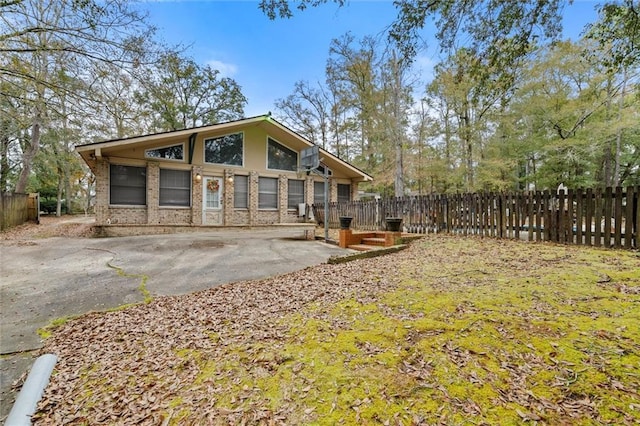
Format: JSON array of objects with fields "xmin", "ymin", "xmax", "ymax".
[{"xmin": 136, "ymin": 0, "xmax": 600, "ymax": 117}]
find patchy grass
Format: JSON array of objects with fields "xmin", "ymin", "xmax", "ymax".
[{"xmin": 35, "ymin": 236, "xmax": 640, "ymax": 425}]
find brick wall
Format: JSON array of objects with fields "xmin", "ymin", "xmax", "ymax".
[
  {"xmin": 107, "ymin": 208, "xmax": 147, "ymax": 224},
  {"xmin": 95, "ymin": 159, "xmax": 109, "ymax": 224},
  {"xmin": 249, "ymin": 171, "xmax": 259, "ymax": 225},
  {"xmin": 191, "ymin": 166, "xmax": 203, "ymax": 225},
  {"xmin": 98, "ymin": 159, "xmax": 355, "ymax": 227},
  {"xmin": 158, "ymin": 208, "xmax": 191, "ymax": 224},
  {"xmin": 223, "ymin": 170, "xmax": 234, "ymax": 225},
  {"xmin": 147, "ymin": 162, "xmax": 159, "ymax": 224},
  {"xmin": 278, "ymin": 175, "xmax": 287, "ymax": 223}
]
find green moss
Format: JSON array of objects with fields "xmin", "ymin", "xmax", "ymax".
[
  {"xmin": 62, "ymin": 237, "xmax": 640, "ymax": 424},
  {"xmin": 107, "ymin": 260, "xmax": 152, "ymax": 303},
  {"xmin": 37, "ymin": 316, "xmax": 73, "ymax": 338}
]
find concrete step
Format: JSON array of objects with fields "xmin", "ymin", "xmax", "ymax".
[
  {"xmin": 348, "ymin": 244, "xmax": 378, "ymax": 252},
  {"xmin": 361, "ymin": 237, "xmax": 386, "ymax": 246}
]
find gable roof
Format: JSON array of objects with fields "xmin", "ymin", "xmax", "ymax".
[{"xmin": 76, "ymin": 114, "xmax": 373, "ymax": 182}]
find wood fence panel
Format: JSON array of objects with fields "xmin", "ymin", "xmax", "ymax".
[
  {"xmin": 1, "ymin": 192, "xmax": 31, "ymax": 230},
  {"xmin": 514, "ymin": 193, "xmax": 521, "ymax": 240},
  {"xmin": 604, "ymin": 187, "xmax": 612, "ymax": 248},
  {"xmin": 585, "ymin": 188, "xmax": 593, "ymax": 245},
  {"xmin": 500, "ymin": 193, "xmax": 507, "ymax": 239},
  {"xmin": 542, "ymin": 190, "xmax": 550, "ymax": 241},
  {"xmin": 614, "ymin": 187, "xmax": 623, "ymax": 248},
  {"xmin": 527, "ymin": 192, "xmax": 534, "ymax": 241},
  {"xmin": 558, "ymin": 190, "xmax": 566, "ymax": 244},
  {"xmin": 636, "ymin": 185, "xmax": 640, "ymax": 249},
  {"xmin": 594, "ymin": 189, "xmax": 602, "ymax": 247},
  {"xmin": 317, "ymin": 186, "xmax": 637, "ymax": 249},
  {"xmin": 490, "ymin": 192, "xmax": 495, "ymax": 237},
  {"xmin": 575, "ymin": 188, "xmax": 583, "ymax": 245},
  {"xmin": 479, "ymin": 192, "xmax": 489, "ymax": 237},
  {"xmin": 568, "ymin": 189, "xmax": 575, "ymax": 244},
  {"xmin": 535, "ymin": 191, "xmax": 542, "ymax": 241},
  {"xmin": 624, "ymin": 186, "xmax": 634, "ymax": 249}
]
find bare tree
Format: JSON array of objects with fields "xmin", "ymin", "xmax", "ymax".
[{"xmin": 1, "ymin": 0, "xmax": 155, "ymax": 193}]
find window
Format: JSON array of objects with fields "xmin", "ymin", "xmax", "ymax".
[
  {"xmin": 288, "ymin": 180, "xmax": 305, "ymax": 209},
  {"xmin": 145, "ymin": 144, "xmax": 184, "ymax": 161},
  {"xmin": 314, "ymin": 181, "xmax": 326, "ymax": 205},
  {"xmin": 205, "ymin": 133, "xmax": 243, "ymax": 166},
  {"xmin": 338, "ymin": 183, "xmax": 351, "ymax": 203},
  {"xmin": 267, "ymin": 138, "xmax": 297, "ymax": 171},
  {"xmin": 110, "ymin": 164, "xmax": 146, "ymax": 205},
  {"xmin": 159, "ymin": 169, "xmax": 190, "ymax": 207},
  {"xmin": 316, "ymin": 164, "xmax": 332, "ymax": 176},
  {"xmin": 258, "ymin": 177, "xmax": 278, "ymax": 209},
  {"xmin": 234, "ymin": 175, "xmax": 248, "ymax": 209}
]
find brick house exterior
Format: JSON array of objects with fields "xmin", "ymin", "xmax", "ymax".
[{"xmin": 77, "ymin": 115, "xmax": 372, "ymax": 231}]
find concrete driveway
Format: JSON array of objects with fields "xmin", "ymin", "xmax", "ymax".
[{"xmin": 0, "ymin": 227, "xmax": 350, "ymax": 420}]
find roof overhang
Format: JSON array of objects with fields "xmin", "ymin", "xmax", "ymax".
[{"xmin": 76, "ymin": 115, "xmax": 373, "ymax": 182}]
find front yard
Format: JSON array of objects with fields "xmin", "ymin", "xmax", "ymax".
[{"xmin": 35, "ymin": 236, "xmax": 640, "ymax": 425}]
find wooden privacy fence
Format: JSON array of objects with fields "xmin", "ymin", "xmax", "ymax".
[
  {"xmin": 0, "ymin": 192, "xmax": 39, "ymax": 231},
  {"xmin": 312, "ymin": 186, "xmax": 640, "ymax": 249}
]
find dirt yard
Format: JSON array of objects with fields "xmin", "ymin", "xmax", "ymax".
[{"xmin": 0, "ymin": 215, "xmax": 96, "ymax": 240}]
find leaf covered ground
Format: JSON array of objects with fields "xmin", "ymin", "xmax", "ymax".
[{"xmin": 35, "ymin": 236, "xmax": 640, "ymax": 425}]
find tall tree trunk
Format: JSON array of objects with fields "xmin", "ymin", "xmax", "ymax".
[
  {"xmin": 392, "ymin": 54, "xmax": 404, "ymax": 197},
  {"xmin": 613, "ymin": 69, "xmax": 628, "ymax": 187},
  {"xmin": 602, "ymin": 78, "xmax": 614, "ymax": 187},
  {"xmin": 56, "ymin": 168, "xmax": 64, "ymax": 217},
  {"xmin": 15, "ymin": 113, "xmax": 41, "ymax": 193},
  {"xmin": 0, "ymin": 134, "xmax": 10, "ymax": 193},
  {"xmin": 461, "ymin": 100, "xmax": 473, "ymax": 191}
]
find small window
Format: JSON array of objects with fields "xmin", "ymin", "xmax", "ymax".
[
  {"xmin": 145, "ymin": 144, "xmax": 184, "ymax": 161},
  {"xmin": 259, "ymin": 177, "xmax": 278, "ymax": 209},
  {"xmin": 314, "ymin": 181, "xmax": 326, "ymax": 205},
  {"xmin": 205, "ymin": 133, "xmax": 243, "ymax": 166},
  {"xmin": 159, "ymin": 169, "xmax": 190, "ymax": 206},
  {"xmin": 110, "ymin": 164, "xmax": 146, "ymax": 205},
  {"xmin": 316, "ymin": 165, "xmax": 332, "ymax": 176},
  {"xmin": 267, "ymin": 138, "xmax": 297, "ymax": 171},
  {"xmin": 234, "ymin": 175, "xmax": 248, "ymax": 209},
  {"xmin": 288, "ymin": 180, "xmax": 305, "ymax": 209},
  {"xmin": 338, "ymin": 183, "xmax": 351, "ymax": 203}
]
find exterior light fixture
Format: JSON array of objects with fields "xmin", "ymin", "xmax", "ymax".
[
  {"xmin": 195, "ymin": 173, "xmax": 202, "ymax": 182},
  {"xmin": 227, "ymin": 176, "xmax": 234, "ymax": 183}
]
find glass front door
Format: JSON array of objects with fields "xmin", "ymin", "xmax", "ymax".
[{"xmin": 202, "ymin": 177, "xmax": 223, "ymax": 225}]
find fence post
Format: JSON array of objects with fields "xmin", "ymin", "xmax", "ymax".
[
  {"xmin": 614, "ymin": 186, "xmax": 623, "ymax": 248},
  {"xmin": 594, "ymin": 188, "xmax": 602, "ymax": 247},
  {"xmin": 604, "ymin": 187, "xmax": 613, "ymax": 248},
  {"xmin": 624, "ymin": 186, "xmax": 634, "ymax": 249},
  {"xmin": 575, "ymin": 188, "xmax": 583, "ymax": 245}
]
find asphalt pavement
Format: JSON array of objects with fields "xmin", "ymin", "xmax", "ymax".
[{"xmin": 0, "ymin": 227, "xmax": 350, "ymax": 421}]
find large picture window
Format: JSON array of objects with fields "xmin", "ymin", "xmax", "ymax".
[
  {"xmin": 288, "ymin": 180, "xmax": 305, "ymax": 209},
  {"xmin": 205, "ymin": 133, "xmax": 243, "ymax": 166},
  {"xmin": 338, "ymin": 183, "xmax": 351, "ymax": 203},
  {"xmin": 145, "ymin": 144, "xmax": 184, "ymax": 161},
  {"xmin": 314, "ymin": 181, "xmax": 326, "ymax": 205},
  {"xmin": 110, "ymin": 164, "xmax": 146, "ymax": 205},
  {"xmin": 234, "ymin": 175, "xmax": 248, "ymax": 209},
  {"xmin": 267, "ymin": 138, "xmax": 297, "ymax": 171},
  {"xmin": 258, "ymin": 177, "xmax": 278, "ymax": 209},
  {"xmin": 159, "ymin": 169, "xmax": 190, "ymax": 207}
]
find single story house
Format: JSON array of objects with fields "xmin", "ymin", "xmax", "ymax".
[{"xmin": 76, "ymin": 114, "xmax": 372, "ymax": 233}]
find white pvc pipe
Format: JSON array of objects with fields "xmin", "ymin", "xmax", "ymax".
[{"xmin": 5, "ymin": 354, "xmax": 57, "ymax": 426}]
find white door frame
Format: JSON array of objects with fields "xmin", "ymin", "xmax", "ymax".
[{"xmin": 202, "ymin": 176, "xmax": 223, "ymax": 225}]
